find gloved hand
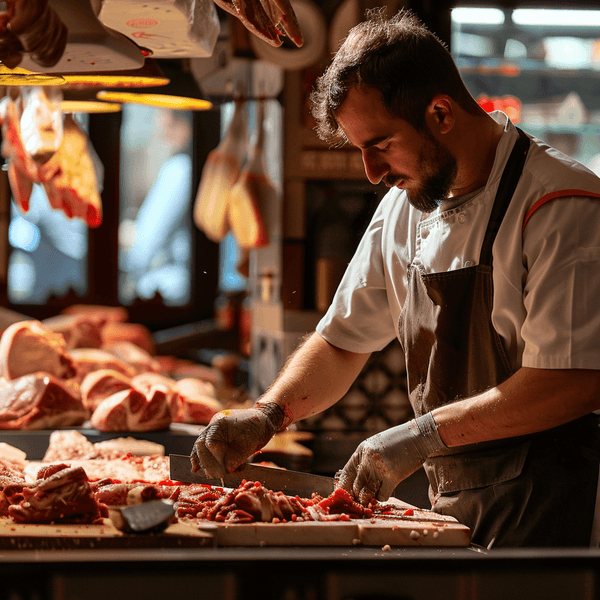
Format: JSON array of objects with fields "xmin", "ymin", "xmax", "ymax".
[
  {"xmin": 190, "ymin": 403, "xmax": 286, "ymax": 478},
  {"xmin": 337, "ymin": 412, "xmax": 446, "ymax": 505}
]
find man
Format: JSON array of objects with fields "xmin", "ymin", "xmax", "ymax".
[{"xmin": 192, "ymin": 9, "xmax": 600, "ymax": 548}]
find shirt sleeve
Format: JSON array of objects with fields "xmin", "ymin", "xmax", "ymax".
[
  {"xmin": 521, "ymin": 195, "xmax": 600, "ymax": 369},
  {"xmin": 316, "ymin": 200, "xmax": 399, "ymax": 354}
]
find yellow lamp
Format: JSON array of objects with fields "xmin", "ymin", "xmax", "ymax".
[
  {"xmin": 0, "ymin": 66, "xmax": 66, "ymax": 86},
  {"xmin": 97, "ymin": 90, "xmax": 212, "ymax": 110}
]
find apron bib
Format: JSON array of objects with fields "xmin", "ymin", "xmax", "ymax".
[{"xmin": 398, "ymin": 129, "xmax": 600, "ymax": 548}]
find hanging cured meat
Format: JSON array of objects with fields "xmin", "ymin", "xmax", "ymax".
[
  {"xmin": 0, "ymin": 0, "xmax": 68, "ymax": 68},
  {"xmin": 228, "ymin": 98, "xmax": 275, "ymax": 249},
  {"xmin": 193, "ymin": 97, "xmax": 249, "ymax": 243},
  {"xmin": 0, "ymin": 89, "xmax": 104, "ymax": 228},
  {"xmin": 212, "ymin": 0, "xmax": 303, "ymax": 48},
  {"xmin": 40, "ymin": 113, "xmax": 103, "ymax": 228}
]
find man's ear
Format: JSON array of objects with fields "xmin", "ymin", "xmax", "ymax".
[{"xmin": 425, "ymin": 95, "xmax": 454, "ymax": 135}]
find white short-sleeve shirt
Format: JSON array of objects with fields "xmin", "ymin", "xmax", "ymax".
[{"xmin": 317, "ymin": 112, "xmax": 600, "ymax": 372}]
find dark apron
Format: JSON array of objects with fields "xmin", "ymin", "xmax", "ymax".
[{"xmin": 398, "ymin": 129, "xmax": 600, "ymax": 548}]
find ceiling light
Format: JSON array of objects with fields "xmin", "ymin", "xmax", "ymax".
[
  {"xmin": 61, "ymin": 100, "xmax": 122, "ymax": 113},
  {"xmin": 96, "ymin": 90, "xmax": 212, "ymax": 110},
  {"xmin": 451, "ymin": 8, "xmax": 505, "ymax": 26},
  {"xmin": 512, "ymin": 9, "xmax": 600, "ymax": 27},
  {"xmin": 0, "ymin": 66, "xmax": 66, "ymax": 86}
]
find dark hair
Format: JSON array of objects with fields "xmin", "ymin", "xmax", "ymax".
[{"xmin": 310, "ymin": 8, "xmax": 480, "ymax": 146}]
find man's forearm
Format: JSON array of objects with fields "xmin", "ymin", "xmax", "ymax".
[
  {"xmin": 256, "ymin": 332, "xmax": 371, "ymax": 427},
  {"xmin": 433, "ymin": 367, "xmax": 600, "ymax": 447}
]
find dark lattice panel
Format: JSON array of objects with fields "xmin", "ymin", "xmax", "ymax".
[{"xmin": 297, "ymin": 339, "xmax": 412, "ymax": 434}]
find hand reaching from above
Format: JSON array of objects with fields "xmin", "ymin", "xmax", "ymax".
[
  {"xmin": 190, "ymin": 402, "xmax": 287, "ymax": 478},
  {"xmin": 337, "ymin": 412, "xmax": 446, "ymax": 505}
]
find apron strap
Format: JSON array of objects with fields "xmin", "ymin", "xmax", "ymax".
[{"xmin": 479, "ymin": 128, "xmax": 530, "ymax": 267}]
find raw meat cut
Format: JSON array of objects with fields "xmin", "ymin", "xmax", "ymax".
[
  {"xmin": 80, "ymin": 369, "xmax": 133, "ymax": 413},
  {"xmin": 229, "ymin": 99, "xmax": 274, "ymax": 248},
  {"xmin": 193, "ymin": 97, "xmax": 248, "ymax": 242},
  {"xmin": 5, "ymin": 465, "xmax": 106, "ymax": 524},
  {"xmin": 90, "ymin": 387, "xmax": 171, "ymax": 432},
  {"xmin": 101, "ymin": 321, "xmax": 156, "ymax": 355},
  {"xmin": 40, "ymin": 113, "xmax": 103, "ymax": 228},
  {"xmin": 104, "ymin": 341, "xmax": 161, "ymax": 374},
  {"xmin": 0, "ymin": 372, "xmax": 87, "ymax": 430},
  {"xmin": 0, "ymin": 0, "xmax": 68, "ymax": 68},
  {"xmin": 0, "ymin": 320, "xmax": 76, "ymax": 381},
  {"xmin": 172, "ymin": 378, "xmax": 222, "ymax": 425},
  {"xmin": 213, "ymin": 0, "xmax": 303, "ymax": 48},
  {"xmin": 69, "ymin": 348, "xmax": 138, "ymax": 384},
  {"xmin": 0, "ymin": 94, "xmax": 103, "ymax": 228},
  {"xmin": 42, "ymin": 314, "xmax": 104, "ymax": 350}
]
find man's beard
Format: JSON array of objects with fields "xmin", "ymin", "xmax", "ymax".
[{"xmin": 387, "ymin": 128, "xmax": 458, "ymax": 213}]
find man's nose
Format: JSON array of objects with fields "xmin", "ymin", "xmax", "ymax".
[{"xmin": 362, "ymin": 149, "xmax": 387, "ymax": 185}]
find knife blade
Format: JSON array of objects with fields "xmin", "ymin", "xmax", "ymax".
[{"xmin": 169, "ymin": 454, "xmax": 334, "ymax": 498}]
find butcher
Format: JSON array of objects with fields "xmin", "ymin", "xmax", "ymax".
[{"xmin": 192, "ymin": 9, "xmax": 600, "ymax": 548}]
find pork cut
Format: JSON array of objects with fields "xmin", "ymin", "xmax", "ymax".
[
  {"xmin": 0, "ymin": 320, "xmax": 76, "ymax": 381},
  {"xmin": 90, "ymin": 387, "xmax": 171, "ymax": 432},
  {"xmin": 193, "ymin": 97, "xmax": 249, "ymax": 242},
  {"xmin": 42, "ymin": 314, "xmax": 104, "ymax": 350},
  {"xmin": 80, "ymin": 369, "xmax": 133, "ymax": 413},
  {"xmin": 172, "ymin": 377, "xmax": 222, "ymax": 425},
  {"xmin": 69, "ymin": 348, "xmax": 138, "ymax": 384},
  {"xmin": 104, "ymin": 341, "xmax": 161, "ymax": 374},
  {"xmin": 0, "ymin": 372, "xmax": 87, "ymax": 430},
  {"xmin": 0, "ymin": 0, "xmax": 68, "ymax": 68},
  {"xmin": 0, "ymin": 97, "xmax": 103, "ymax": 228},
  {"xmin": 228, "ymin": 99, "xmax": 274, "ymax": 249},
  {"xmin": 213, "ymin": 0, "xmax": 303, "ymax": 48}
]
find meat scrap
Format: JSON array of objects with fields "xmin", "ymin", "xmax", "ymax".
[{"xmin": 5, "ymin": 465, "xmax": 107, "ymax": 524}]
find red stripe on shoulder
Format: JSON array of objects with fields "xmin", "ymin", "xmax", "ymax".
[{"xmin": 522, "ymin": 189, "xmax": 600, "ymax": 234}]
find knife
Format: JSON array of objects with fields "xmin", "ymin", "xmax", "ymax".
[{"xmin": 169, "ymin": 454, "xmax": 334, "ymax": 498}]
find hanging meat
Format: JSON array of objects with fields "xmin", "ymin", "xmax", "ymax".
[
  {"xmin": 212, "ymin": 0, "xmax": 303, "ymax": 48},
  {"xmin": 0, "ymin": 0, "xmax": 68, "ymax": 68},
  {"xmin": 228, "ymin": 98, "xmax": 276, "ymax": 249},
  {"xmin": 0, "ymin": 88, "xmax": 104, "ymax": 228},
  {"xmin": 193, "ymin": 97, "xmax": 249, "ymax": 242}
]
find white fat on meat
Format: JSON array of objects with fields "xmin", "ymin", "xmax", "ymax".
[{"xmin": 80, "ymin": 369, "xmax": 133, "ymax": 413}]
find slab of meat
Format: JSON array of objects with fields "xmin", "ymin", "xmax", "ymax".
[
  {"xmin": 229, "ymin": 99, "xmax": 274, "ymax": 249},
  {"xmin": 103, "ymin": 341, "xmax": 161, "ymax": 374},
  {"xmin": 69, "ymin": 348, "xmax": 138, "ymax": 384},
  {"xmin": 41, "ymin": 113, "xmax": 103, "ymax": 228},
  {"xmin": 42, "ymin": 314, "xmax": 104, "ymax": 351},
  {"xmin": 0, "ymin": 320, "xmax": 76, "ymax": 381},
  {"xmin": 193, "ymin": 97, "xmax": 249, "ymax": 242},
  {"xmin": 172, "ymin": 378, "xmax": 222, "ymax": 425},
  {"xmin": 213, "ymin": 0, "xmax": 303, "ymax": 48},
  {"xmin": 0, "ymin": 372, "xmax": 87, "ymax": 430},
  {"xmin": 0, "ymin": 0, "xmax": 68, "ymax": 68},
  {"xmin": 90, "ymin": 388, "xmax": 171, "ymax": 432},
  {"xmin": 80, "ymin": 369, "xmax": 133, "ymax": 413},
  {"xmin": 0, "ymin": 95, "xmax": 103, "ymax": 228},
  {"xmin": 5, "ymin": 465, "xmax": 106, "ymax": 524}
]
